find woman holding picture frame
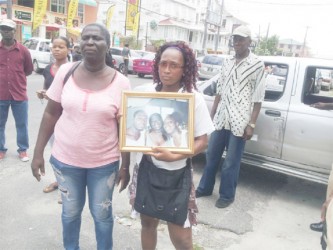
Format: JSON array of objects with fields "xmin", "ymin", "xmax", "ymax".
[{"xmin": 128, "ymin": 41, "xmax": 215, "ymax": 250}]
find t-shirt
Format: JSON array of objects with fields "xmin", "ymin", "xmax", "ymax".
[
  {"xmin": 121, "ymin": 47, "xmax": 131, "ymax": 59},
  {"xmin": 46, "ymin": 63, "xmax": 131, "ymax": 168}
]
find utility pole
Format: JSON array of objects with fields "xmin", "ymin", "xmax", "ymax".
[
  {"xmin": 202, "ymin": 0, "xmax": 212, "ymax": 54},
  {"xmin": 7, "ymin": 0, "xmax": 12, "ymax": 19},
  {"xmin": 301, "ymin": 26, "xmax": 309, "ymax": 57},
  {"xmin": 145, "ymin": 22, "xmax": 148, "ymax": 50},
  {"xmin": 214, "ymin": 0, "xmax": 224, "ymax": 53},
  {"xmin": 124, "ymin": 0, "xmax": 128, "ymax": 36},
  {"xmin": 263, "ymin": 23, "xmax": 270, "ymax": 55}
]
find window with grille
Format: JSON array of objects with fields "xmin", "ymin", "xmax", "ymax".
[
  {"xmin": 51, "ymin": 0, "xmax": 66, "ymax": 14},
  {"xmin": 78, "ymin": 4, "xmax": 84, "ymax": 23}
]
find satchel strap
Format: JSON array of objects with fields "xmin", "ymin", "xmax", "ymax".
[{"xmin": 63, "ymin": 61, "xmax": 81, "ymax": 85}]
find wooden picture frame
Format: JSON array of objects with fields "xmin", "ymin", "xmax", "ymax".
[{"xmin": 119, "ymin": 91, "xmax": 195, "ymax": 154}]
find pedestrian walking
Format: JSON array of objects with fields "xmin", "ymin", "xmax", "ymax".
[
  {"xmin": 0, "ymin": 19, "xmax": 33, "ymax": 162},
  {"xmin": 196, "ymin": 25, "xmax": 266, "ymax": 208},
  {"xmin": 122, "ymin": 43, "xmax": 131, "ymax": 76},
  {"xmin": 36, "ymin": 36, "xmax": 70, "ymax": 201},
  {"xmin": 31, "ymin": 23, "xmax": 131, "ymax": 250}
]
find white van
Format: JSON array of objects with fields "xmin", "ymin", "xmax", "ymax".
[{"xmin": 23, "ymin": 37, "xmax": 52, "ymax": 73}]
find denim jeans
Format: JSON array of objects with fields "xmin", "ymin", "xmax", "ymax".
[
  {"xmin": 0, "ymin": 100, "xmax": 29, "ymax": 152},
  {"xmin": 50, "ymin": 156, "xmax": 119, "ymax": 250},
  {"xmin": 197, "ymin": 129, "xmax": 245, "ymax": 202}
]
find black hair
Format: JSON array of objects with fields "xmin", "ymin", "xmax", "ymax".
[
  {"xmin": 52, "ymin": 36, "xmax": 70, "ymax": 48},
  {"xmin": 153, "ymin": 41, "xmax": 198, "ymax": 93}
]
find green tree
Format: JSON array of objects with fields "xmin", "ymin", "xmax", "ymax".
[{"xmin": 255, "ymin": 35, "xmax": 280, "ymax": 56}]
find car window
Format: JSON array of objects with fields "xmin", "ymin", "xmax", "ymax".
[
  {"xmin": 264, "ymin": 63, "xmax": 288, "ymax": 101},
  {"xmin": 202, "ymin": 55, "xmax": 224, "ymax": 65},
  {"xmin": 303, "ymin": 66, "xmax": 333, "ymax": 105},
  {"xmin": 39, "ymin": 42, "xmax": 51, "ymax": 52},
  {"xmin": 111, "ymin": 48, "xmax": 122, "ymax": 56},
  {"xmin": 130, "ymin": 50, "xmax": 141, "ymax": 58},
  {"xmin": 28, "ymin": 39, "xmax": 38, "ymax": 50},
  {"xmin": 203, "ymin": 78, "xmax": 218, "ymax": 96},
  {"xmin": 142, "ymin": 53, "xmax": 155, "ymax": 60}
]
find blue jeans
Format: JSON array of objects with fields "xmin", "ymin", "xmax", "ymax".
[
  {"xmin": 50, "ymin": 156, "xmax": 119, "ymax": 250},
  {"xmin": 0, "ymin": 100, "xmax": 29, "ymax": 152},
  {"xmin": 197, "ymin": 129, "xmax": 245, "ymax": 202}
]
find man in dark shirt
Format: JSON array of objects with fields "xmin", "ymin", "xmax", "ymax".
[
  {"xmin": 0, "ymin": 19, "xmax": 33, "ymax": 162},
  {"xmin": 72, "ymin": 45, "xmax": 82, "ymax": 62}
]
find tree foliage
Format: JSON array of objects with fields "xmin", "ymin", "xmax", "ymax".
[{"xmin": 254, "ymin": 35, "xmax": 280, "ymax": 56}]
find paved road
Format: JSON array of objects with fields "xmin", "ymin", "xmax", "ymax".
[{"xmin": 0, "ymin": 72, "xmax": 326, "ymax": 249}]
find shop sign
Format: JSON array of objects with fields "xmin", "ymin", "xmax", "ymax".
[
  {"xmin": 14, "ymin": 10, "xmax": 32, "ymax": 21},
  {"xmin": 22, "ymin": 25, "xmax": 32, "ymax": 40}
]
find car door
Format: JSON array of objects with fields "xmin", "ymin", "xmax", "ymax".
[
  {"xmin": 281, "ymin": 62, "xmax": 333, "ymax": 174},
  {"xmin": 244, "ymin": 58, "xmax": 295, "ymax": 159}
]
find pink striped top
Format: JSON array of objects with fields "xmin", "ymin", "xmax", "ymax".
[{"xmin": 46, "ymin": 63, "xmax": 131, "ymax": 168}]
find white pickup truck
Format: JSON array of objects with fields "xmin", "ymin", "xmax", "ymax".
[{"xmin": 198, "ymin": 56, "xmax": 333, "ymax": 184}]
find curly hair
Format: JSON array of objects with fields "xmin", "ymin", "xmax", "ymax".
[{"xmin": 152, "ymin": 41, "xmax": 198, "ymax": 93}]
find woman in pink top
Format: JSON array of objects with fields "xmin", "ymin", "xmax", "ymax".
[{"xmin": 31, "ymin": 23, "xmax": 130, "ymax": 250}]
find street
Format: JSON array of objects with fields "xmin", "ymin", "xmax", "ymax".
[{"xmin": 0, "ymin": 72, "xmax": 327, "ymax": 250}]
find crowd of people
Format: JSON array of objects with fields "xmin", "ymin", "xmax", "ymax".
[{"xmin": 0, "ymin": 17, "xmax": 331, "ymax": 250}]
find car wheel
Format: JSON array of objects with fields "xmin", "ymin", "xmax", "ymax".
[
  {"xmin": 138, "ymin": 73, "xmax": 145, "ymax": 78},
  {"xmin": 118, "ymin": 63, "xmax": 125, "ymax": 74},
  {"xmin": 33, "ymin": 60, "xmax": 41, "ymax": 73}
]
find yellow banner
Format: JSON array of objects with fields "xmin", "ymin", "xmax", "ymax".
[
  {"xmin": 106, "ymin": 5, "xmax": 116, "ymax": 30},
  {"xmin": 32, "ymin": 0, "xmax": 47, "ymax": 30},
  {"xmin": 126, "ymin": 0, "xmax": 140, "ymax": 31},
  {"xmin": 132, "ymin": 12, "xmax": 140, "ymax": 35},
  {"xmin": 67, "ymin": 0, "xmax": 79, "ymax": 35}
]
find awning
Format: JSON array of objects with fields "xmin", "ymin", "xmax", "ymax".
[
  {"xmin": 79, "ymin": 0, "xmax": 97, "ymax": 6},
  {"xmin": 46, "ymin": 24, "xmax": 61, "ymax": 31}
]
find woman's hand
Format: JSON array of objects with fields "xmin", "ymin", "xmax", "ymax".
[
  {"xmin": 116, "ymin": 152, "xmax": 130, "ymax": 192},
  {"xmin": 31, "ymin": 155, "xmax": 45, "ymax": 181},
  {"xmin": 116, "ymin": 168, "xmax": 130, "ymax": 193},
  {"xmin": 36, "ymin": 90, "xmax": 48, "ymax": 99},
  {"xmin": 145, "ymin": 147, "xmax": 185, "ymax": 162}
]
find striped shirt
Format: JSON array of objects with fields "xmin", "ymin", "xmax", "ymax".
[{"xmin": 213, "ymin": 52, "xmax": 266, "ymax": 136}]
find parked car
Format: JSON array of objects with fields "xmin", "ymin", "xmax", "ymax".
[
  {"xmin": 198, "ymin": 54, "xmax": 229, "ymax": 80},
  {"xmin": 109, "ymin": 47, "xmax": 141, "ymax": 74},
  {"xmin": 133, "ymin": 50, "xmax": 154, "ymax": 58},
  {"xmin": 132, "ymin": 52, "xmax": 155, "ymax": 78},
  {"xmin": 197, "ymin": 56, "xmax": 333, "ymax": 184},
  {"xmin": 23, "ymin": 37, "xmax": 52, "ymax": 73}
]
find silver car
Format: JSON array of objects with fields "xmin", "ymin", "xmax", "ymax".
[
  {"xmin": 198, "ymin": 54, "xmax": 229, "ymax": 80},
  {"xmin": 109, "ymin": 47, "xmax": 141, "ymax": 74}
]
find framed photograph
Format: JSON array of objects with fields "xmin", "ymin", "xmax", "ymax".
[{"xmin": 119, "ymin": 91, "xmax": 195, "ymax": 154}]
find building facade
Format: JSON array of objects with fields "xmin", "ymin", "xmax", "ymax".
[
  {"xmin": 98, "ymin": 0, "xmax": 246, "ymax": 55},
  {"xmin": 0, "ymin": 0, "xmax": 99, "ymax": 43}
]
